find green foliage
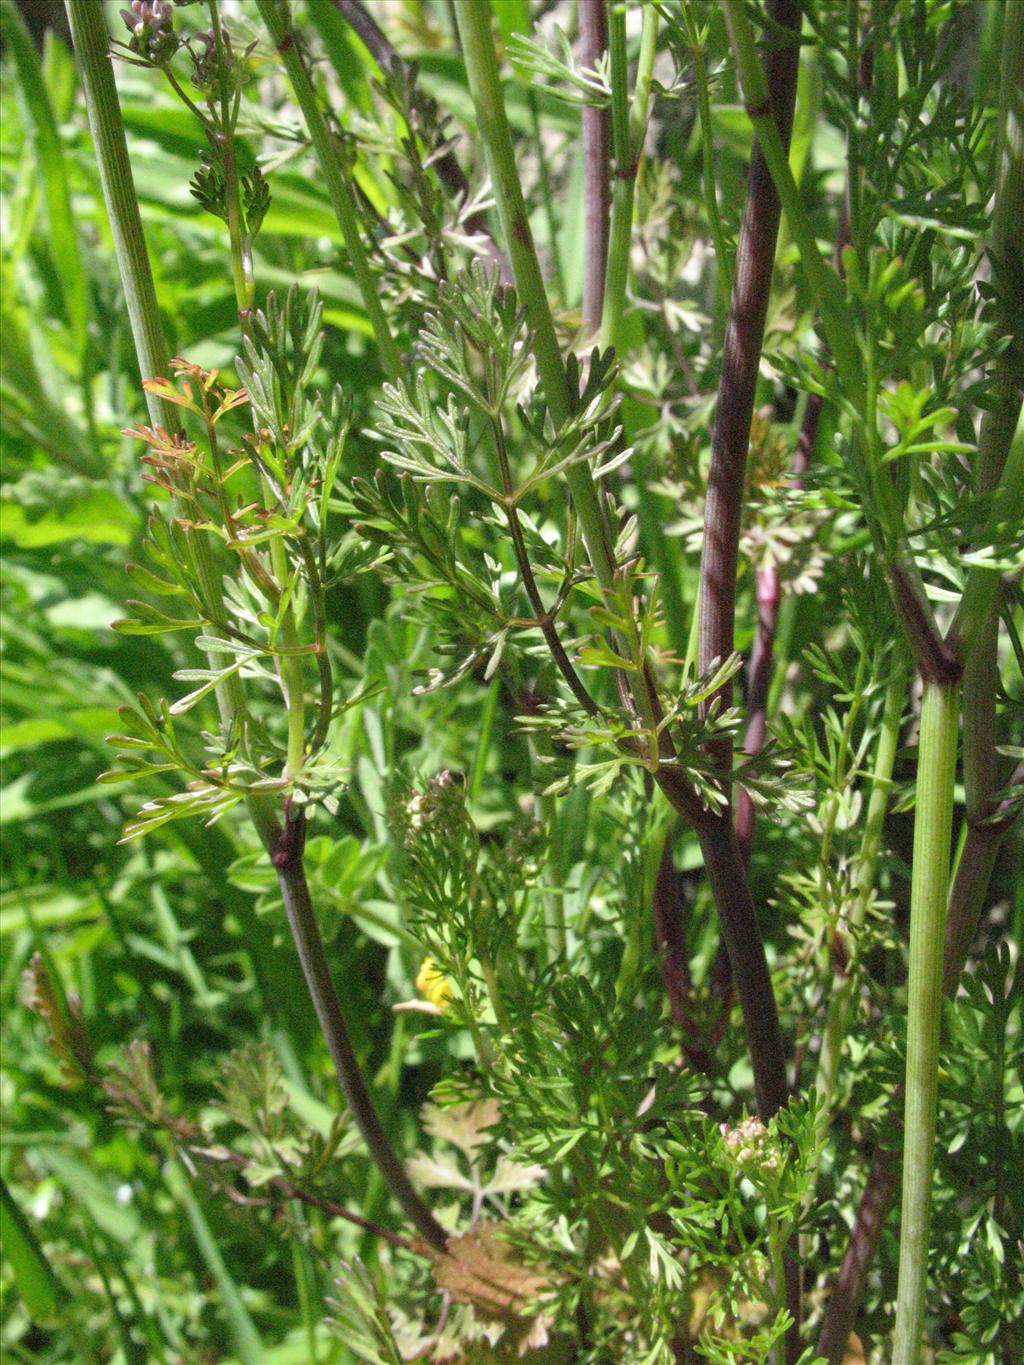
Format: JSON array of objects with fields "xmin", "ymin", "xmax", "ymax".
[{"xmin": 2, "ymin": 2, "xmax": 1021, "ymax": 1364}]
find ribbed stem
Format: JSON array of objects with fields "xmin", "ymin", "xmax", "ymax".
[
  {"xmin": 454, "ymin": 0, "xmax": 616, "ymax": 596},
  {"xmin": 599, "ymin": 1, "xmax": 658, "ymax": 353},
  {"xmin": 892, "ymin": 681, "xmax": 959, "ymax": 1365},
  {"xmin": 256, "ymin": 0, "xmax": 402, "ymax": 381},
  {"xmin": 698, "ymin": 0, "xmax": 800, "ymax": 720},
  {"xmin": 580, "ymin": 0, "xmax": 610, "ymax": 335},
  {"xmin": 65, "ymin": 1, "xmax": 173, "ymax": 434},
  {"xmin": 64, "ymin": 0, "xmax": 251, "ymax": 741}
]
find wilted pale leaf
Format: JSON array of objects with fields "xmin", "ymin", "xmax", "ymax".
[
  {"xmin": 488, "ymin": 1157, "xmax": 546, "ymax": 1194},
  {"xmin": 422, "ymin": 1099, "xmax": 500, "ymax": 1158},
  {"xmin": 407, "ymin": 1153, "xmax": 474, "ymax": 1191}
]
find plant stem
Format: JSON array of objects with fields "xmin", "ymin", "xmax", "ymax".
[
  {"xmin": 689, "ymin": 3, "xmax": 801, "ymax": 1247},
  {"xmin": 192, "ymin": 1142, "xmax": 419, "ymax": 1250},
  {"xmin": 723, "ymin": 0, "xmax": 961, "ymax": 692},
  {"xmin": 721, "ymin": 0, "xmax": 857, "ymax": 391},
  {"xmin": 942, "ymin": 760, "xmax": 1023, "ymax": 994},
  {"xmin": 599, "ymin": 1, "xmax": 658, "ymax": 355},
  {"xmin": 892, "ymin": 680, "xmax": 959, "ymax": 1365},
  {"xmin": 490, "ymin": 413, "xmax": 599, "ymax": 716},
  {"xmin": 817, "ymin": 1145, "xmax": 898, "ymax": 1365},
  {"xmin": 819, "ymin": 754, "xmax": 1022, "ymax": 1361},
  {"xmin": 734, "ymin": 561, "xmax": 780, "ymax": 859},
  {"xmin": 207, "ymin": 0, "xmax": 254, "ymax": 316},
  {"xmin": 272, "ymin": 807, "xmax": 448, "ymax": 1252},
  {"xmin": 681, "ymin": 0, "xmax": 733, "ymax": 303},
  {"xmin": 946, "ymin": 408, "xmax": 1024, "ymax": 664},
  {"xmin": 65, "ymin": 1, "xmax": 172, "ymax": 436},
  {"xmin": 64, "ymin": 0, "xmax": 253, "ymax": 741},
  {"xmin": 696, "ymin": 813, "xmax": 788, "ymax": 1119},
  {"xmin": 580, "ymin": 0, "xmax": 610, "ymax": 335},
  {"xmin": 256, "ymin": 0, "xmax": 402, "ymax": 381},
  {"xmin": 697, "ymin": 0, "xmax": 801, "ymax": 722},
  {"xmin": 454, "ymin": 0, "xmax": 616, "ymax": 594}
]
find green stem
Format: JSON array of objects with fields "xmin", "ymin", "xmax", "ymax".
[
  {"xmin": 892, "ymin": 680, "xmax": 959, "ymax": 1365},
  {"xmin": 65, "ymin": 1, "xmax": 173, "ymax": 435},
  {"xmin": 207, "ymin": 1, "xmax": 254, "ymax": 313},
  {"xmin": 64, "ymin": 0, "xmax": 254, "ymax": 741},
  {"xmin": 255, "ymin": 0, "xmax": 402, "ymax": 380},
  {"xmin": 454, "ymin": 0, "xmax": 615, "ymax": 594},
  {"xmin": 599, "ymin": 1, "xmax": 658, "ymax": 354},
  {"xmin": 682, "ymin": 0, "xmax": 733, "ymax": 302}
]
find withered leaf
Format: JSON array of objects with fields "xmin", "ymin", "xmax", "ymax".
[{"xmin": 434, "ymin": 1222, "xmax": 552, "ymax": 1322}]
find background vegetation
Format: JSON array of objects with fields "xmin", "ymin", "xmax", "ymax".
[{"xmin": 1, "ymin": 1, "xmax": 1021, "ymax": 1363}]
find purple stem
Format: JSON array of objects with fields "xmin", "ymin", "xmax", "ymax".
[
  {"xmin": 272, "ymin": 804, "xmax": 447, "ymax": 1252},
  {"xmin": 817, "ymin": 1145, "xmax": 899, "ymax": 1365},
  {"xmin": 942, "ymin": 761, "xmax": 1023, "ymax": 995},
  {"xmin": 736, "ymin": 196, "xmax": 854, "ymax": 861},
  {"xmin": 690, "ymin": 6, "xmax": 803, "ymax": 1352},
  {"xmin": 682, "ymin": 0, "xmax": 800, "ymax": 1123},
  {"xmin": 697, "ymin": 0, "xmax": 802, "ymax": 714},
  {"xmin": 735, "ymin": 560, "xmax": 780, "ymax": 859}
]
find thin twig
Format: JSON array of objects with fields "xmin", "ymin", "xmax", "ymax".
[
  {"xmin": 490, "ymin": 413, "xmax": 600, "ymax": 716},
  {"xmin": 190, "ymin": 1144, "xmax": 420, "ymax": 1251}
]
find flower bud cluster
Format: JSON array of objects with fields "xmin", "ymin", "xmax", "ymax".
[
  {"xmin": 719, "ymin": 1116, "xmax": 780, "ymax": 1173},
  {"xmin": 391, "ymin": 770, "xmax": 466, "ymax": 850},
  {"xmin": 121, "ymin": 1, "xmax": 178, "ymax": 65}
]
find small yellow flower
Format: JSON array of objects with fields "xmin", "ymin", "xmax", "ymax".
[{"xmin": 416, "ymin": 957, "xmax": 453, "ymax": 1010}]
